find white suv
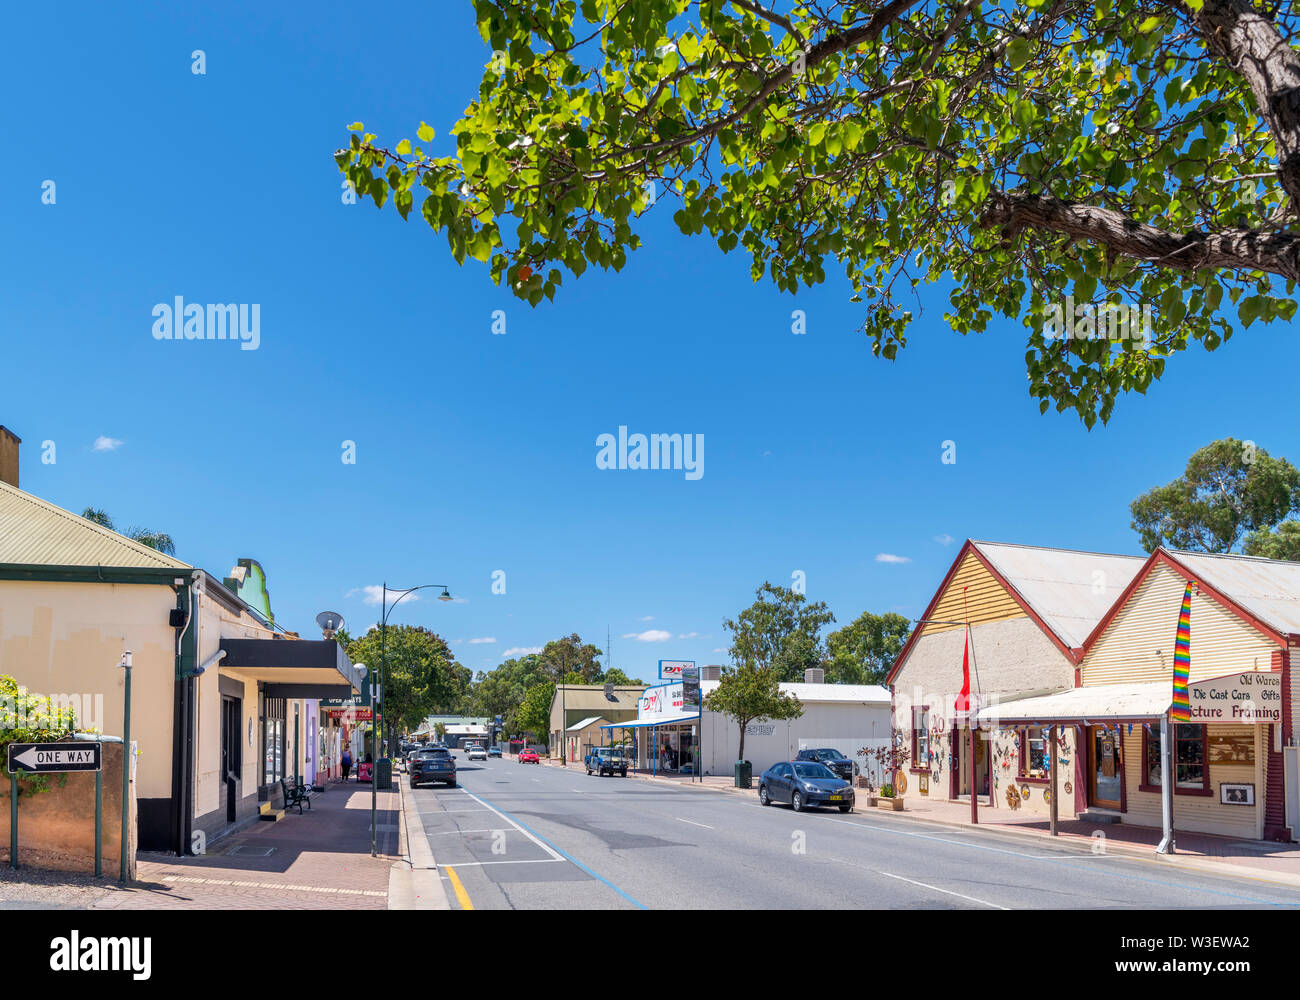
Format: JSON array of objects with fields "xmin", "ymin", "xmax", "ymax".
[{"xmin": 466, "ymin": 744, "xmax": 487, "ymax": 761}]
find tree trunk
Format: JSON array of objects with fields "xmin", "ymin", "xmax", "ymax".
[{"xmin": 738, "ymin": 722, "xmax": 746, "ymax": 764}]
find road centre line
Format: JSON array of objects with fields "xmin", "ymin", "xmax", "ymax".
[
  {"xmin": 876, "ymin": 871, "xmax": 1010, "ymax": 910},
  {"xmin": 676, "ymin": 817, "xmax": 714, "ymax": 829}
]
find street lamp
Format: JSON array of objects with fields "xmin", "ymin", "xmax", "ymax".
[{"xmin": 371, "ymin": 582, "xmax": 453, "ymax": 857}]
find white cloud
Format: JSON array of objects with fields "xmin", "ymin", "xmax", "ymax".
[
  {"xmin": 347, "ymin": 585, "xmax": 418, "ymax": 607},
  {"xmin": 622, "ymin": 629, "xmax": 672, "ymax": 643},
  {"xmin": 466, "ymin": 637, "xmax": 496, "ymax": 645},
  {"xmin": 93, "ymin": 436, "xmax": 123, "ymax": 452},
  {"xmin": 934, "ymin": 533, "xmax": 955, "ymax": 546},
  {"xmin": 503, "ymin": 646, "xmax": 542, "ymax": 657},
  {"xmin": 875, "ymin": 553, "xmax": 912, "ymax": 564},
  {"xmin": 677, "ymin": 632, "xmax": 706, "ymax": 639},
  {"xmin": 712, "ymin": 648, "xmax": 726, "ymax": 653},
  {"xmin": 639, "ymin": 615, "xmax": 655, "ymax": 622}
]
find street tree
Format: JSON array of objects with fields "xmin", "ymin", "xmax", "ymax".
[
  {"xmin": 1130, "ymin": 438, "xmax": 1300, "ymax": 552},
  {"xmin": 538, "ymin": 633, "xmax": 604, "ymax": 682},
  {"xmin": 343, "ymin": 625, "xmax": 457, "ymax": 734},
  {"xmin": 703, "ymin": 662, "xmax": 803, "ymax": 762},
  {"xmin": 516, "ymin": 680, "xmax": 556, "ymax": 740},
  {"xmin": 336, "ymin": 0, "xmax": 1300, "ymax": 426},
  {"xmin": 724, "ymin": 582, "xmax": 835, "ymax": 682},
  {"xmin": 824, "ymin": 611, "xmax": 912, "ymax": 684}
]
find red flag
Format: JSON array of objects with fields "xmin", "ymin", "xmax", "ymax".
[{"xmin": 954, "ymin": 628, "xmax": 971, "ymax": 715}]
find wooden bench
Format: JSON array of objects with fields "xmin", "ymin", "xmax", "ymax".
[{"xmin": 279, "ymin": 777, "xmax": 314, "ymax": 814}]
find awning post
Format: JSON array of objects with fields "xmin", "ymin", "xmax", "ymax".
[
  {"xmin": 970, "ymin": 723, "xmax": 978, "ymax": 825},
  {"xmin": 1157, "ymin": 713, "xmax": 1175, "ymax": 854},
  {"xmin": 1049, "ymin": 725, "xmax": 1059, "ymax": 836}
]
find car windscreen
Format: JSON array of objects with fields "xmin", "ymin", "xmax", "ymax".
[
  {"xmin": 792, "ymin": 762, "xmax": 837, "ymax": 779},
  {"xmin": 817, "ymin": 749, "xmax": 846, "ymax": 760}
]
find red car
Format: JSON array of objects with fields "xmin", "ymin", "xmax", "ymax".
[{"xmin": 518, "ymin": 749, "xmax": 541, "ymax": 764}]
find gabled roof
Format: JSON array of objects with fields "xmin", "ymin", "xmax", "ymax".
[
  {"xmin": 0, "ymin": 480, "xmax": 189, "ymax": 570},
  {"xmin": 1081, "ymin": 547, "xmax": 1300, "ymax": 650},
  {"xmin": 888, "ymin": 539, "xmax": 1145, "ymax": 683},
  {"xmin": 973, "ymin": 541, "xmax": 1146, "ymax": 649}
]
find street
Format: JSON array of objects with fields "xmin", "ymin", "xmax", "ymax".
[{"xmin": 411, "ymin": 759, "xmax": 1300, "ymax": 910}]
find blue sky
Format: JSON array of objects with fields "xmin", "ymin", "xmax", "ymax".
[{"xmin": 5, "ymin": 1, "xmax": 1298, "ymax": 678}]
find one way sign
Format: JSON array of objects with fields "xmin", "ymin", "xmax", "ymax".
[{"xmin": 7, "ymin": 743, "xmax": 102, "ymax": 774}]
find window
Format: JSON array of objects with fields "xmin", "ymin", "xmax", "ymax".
[
  {"xmin": 1142, "ymin": 724, "xmax": 1208, "ymax": 793},
  {"xmin": 1020, "ymin": 727, "xmax": 1048, "ymax": 780},
  {"xmin": 912, "ymin": 708, "xmax": 930, "ymax": 768}
]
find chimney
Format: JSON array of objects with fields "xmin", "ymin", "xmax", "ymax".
[
  {"xmin": 804, "ymin": 668, "xmax": 824, "ymax": 684},
  {"xmin": 701, "ymin": 665, "xmax": 722, "ymax": 681},
  {"xmin": 0, "ymin": 426, "xmax": 19, "ymax": 489}
]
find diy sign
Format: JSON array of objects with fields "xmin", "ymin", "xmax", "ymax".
[{"xmin": 1188, "ymin": 671, "xmax": 1282, "ymax": 724}]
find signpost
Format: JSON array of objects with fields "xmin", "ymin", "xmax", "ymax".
[{"xmin": 7, "ymin": 741, "xmax": 105, "ymax": 873}]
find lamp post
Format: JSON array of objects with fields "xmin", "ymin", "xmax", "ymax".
[{"xmin": 372, "ymin": 582, "xmax": 452, "ymax": 857}]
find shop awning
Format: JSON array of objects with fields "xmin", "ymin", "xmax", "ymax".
[
  {"xmin": 600, "ymin": 715, "xmax": 699, "ymax": 730},
  {"xmin": 218, "ymin": 637, "xmax": 364, "ymax": 698},
  {"xmin": 567, "ymin": 716, "xmax": 605, "ymax": 731},
  {"xmin": 974, "ymin": 682, "xmax": 1171, "ymax": 725}
]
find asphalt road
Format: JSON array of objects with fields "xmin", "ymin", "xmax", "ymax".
[{"xmin": 410, "ymin": 757, "xmax": 1300, "ymax": 910}]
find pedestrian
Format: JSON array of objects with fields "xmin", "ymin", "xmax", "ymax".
[{"xmin": 340, "ymin": 747, "xmax": 352, "ymax": 782}]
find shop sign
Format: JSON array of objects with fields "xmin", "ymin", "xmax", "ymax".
[
  {"xmin": 638, "ymin": 682, "xmax": 687, "ymax": 724},
  {"xmin": 1188, "ymin": 671, "xmax": 1281, "ymax": 724},
  {"xmin": 681, "ymin": 664, "xmax": 701, "ymax": 714},
  {"xmin": 658, "ymin": 659, "xmax": 694, "ymax": 681}
]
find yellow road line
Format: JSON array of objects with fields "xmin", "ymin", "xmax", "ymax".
[{"xmin": 444, "ymin": 865, "xmax": 473, "ymax": 910}]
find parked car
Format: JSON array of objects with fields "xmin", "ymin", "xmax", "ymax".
[
  {"xmin": 518, "ymin": 749, "xmax": 541, "ymax": 764},
  {"xmin": 404, "ymin": 748, "xmax": 422, "ymax": 773},
  {"xmin": 585, "ymin": 745, "xmax": 629, "ymax": 777},
  {"xmin": 410, "ymin": 747, "xmax": 457, "ymax": 788},
  {"xmin": 795, "ymin": 747, "xmax": 857, "ymax": 783},
  {"xmin": 467, "ymin": 744, "xmax": 487, "ymax": 762},
  {"xmin": 758, "ymin": 761, "xmax": 854, "ymax": 813},
  {"xmin": 488, "ymin": 746, "xmax": 503, "ymax": 758}
]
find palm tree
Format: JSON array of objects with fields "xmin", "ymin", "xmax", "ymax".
[{"xmin": 80, "ymin": 508, "xmax": 177, "ymax": 556}]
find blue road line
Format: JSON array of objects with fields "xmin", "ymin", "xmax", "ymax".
[{"xmin": 462, "ymin": 787, "xmax": 649, "ymax": 910}]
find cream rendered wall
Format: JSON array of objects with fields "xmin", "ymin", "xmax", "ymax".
[
  {"xmin": 194, "ymin": 588, "xmax": 281, "ymax": 819},
  {"xmin": 0, "ymin": 579, "xmax": 177, "ymax": 800}
]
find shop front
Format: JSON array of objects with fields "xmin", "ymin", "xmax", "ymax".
[{"xmin": 600, "ymin": 680, "xmax": 702, "ymax": 775}]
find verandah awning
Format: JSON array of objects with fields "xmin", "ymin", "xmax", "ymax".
[
  {"xmin": 599, "ymin": 715, "xmax": 699, "ymax": 730},
  {"xmin": 974, "ymin": 682, "xmax": 1171, "ymax": 725},
  {"xmin": 218, "ymin": 637, "xmax": 363, "ymax": 698}
]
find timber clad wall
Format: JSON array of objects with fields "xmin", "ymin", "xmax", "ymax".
[
  {"xmin": 1081, "ymin": 563, "xmax": 1279, "ymax": 686},
  {"xmin": 1118, "ymin": 724, "xmax": 1264, "ymax": 840},
  {"xmin": 915, "ymin": 552, "xmax": 1026, "ymax": 639}
]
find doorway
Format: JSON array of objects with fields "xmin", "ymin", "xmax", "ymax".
[
  {"xmin": 220, "ymin": 696, "xmax": 241, "ymax": 822},
  {"xmin": 954, "ymin": 727, "xmax": 990, "ymax": 798},
  {"xmin": 1087, "ymin": 726, "xmax": 1123, "ymax": 809}
]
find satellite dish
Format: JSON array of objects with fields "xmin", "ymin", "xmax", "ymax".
[{"xmin": 317, "ymin": 611, "xmax": 344, "ymax": 637}]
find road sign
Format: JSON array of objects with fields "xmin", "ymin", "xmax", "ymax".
[{"xmin": 7, "ymin": 743, "xmax": 102, "ymax": 774}]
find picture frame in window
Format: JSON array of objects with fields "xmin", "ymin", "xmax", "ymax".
[{"xmin": 1220, "ymin": 783, "xmax": 1254, "ymax": 805}]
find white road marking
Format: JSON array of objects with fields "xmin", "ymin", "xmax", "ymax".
[
  {"xmin": 456, "ymin": 787, "xmax": 564, "ymax": 861},
  {"xmin": 875, "ymin": 870, "xmax": 1009, "ymax": 910},
  {"xmin": 426, "ymin": 829, "xmax": 508, "ymax": 836},
  {"xmin": 675, "ymin": 817, "xmax": 714, "ymax": 829}
]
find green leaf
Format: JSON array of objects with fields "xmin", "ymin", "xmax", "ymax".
[
  {"xmin": 1006, "ymin": 38, "xmax": 1032, "ymax": 71},
  {"xmin": 417, "ymin": 121, "xmax": 435, "ymax": 143}
]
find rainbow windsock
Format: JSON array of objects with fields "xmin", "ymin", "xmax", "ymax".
[{"xmin": 1171, "ymin": 580, "xmax": 1194, "ymax": 722}]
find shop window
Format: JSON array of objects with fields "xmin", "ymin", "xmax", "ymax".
[
  {"xmin": 912, "ymin": 708, "xmax": 929, "ymax": 769},
  {"xmin": 1020, "ymin": 727, "xmax": 1047, "ymax": 780},
  {"xmin": 1141, "ymin": 723, "xmax": 1210, "ymax": 794}
]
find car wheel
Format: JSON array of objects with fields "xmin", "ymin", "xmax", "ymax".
[
  {"xmin": 621, "ymin": 770, "xmax": 627, "ymax": 777},
  {"xmin": 839, "ymin": 805, "xmax": 852, "ymax": 813},
  {"xmin": 586, "ymin": 767, "xmax": 592, "ymax": 775},
  {"xmin": 447, "ymin": 780, "xmax": 457, "ymax": 788},
  {"xmin": 792, "ymin": 790, "xmax": 805, "ymax": 813},
  {"xmin": 759, "ymin": 784, "xmax": 771, "ymax": 806}
]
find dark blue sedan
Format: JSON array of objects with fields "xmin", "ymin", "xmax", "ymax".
[{"xmin": 758, "ymin": 761, "xmax": 855, "ymax": 813}]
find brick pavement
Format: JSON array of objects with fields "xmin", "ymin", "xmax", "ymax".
[{"xmin": 92, "ymin": 778, "xmax": 402, "ymax": 910}]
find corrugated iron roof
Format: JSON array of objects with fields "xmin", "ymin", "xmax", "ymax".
[
  {"xmin": 700, "ymin": 680, "xmax": 890, "ymax": 703},
  {"xmin": 972, "ymin": 541, "xmax": 1146, "ymax": 649},
  {"xmin": 1167, "ymin": 548, "xmax": 1300, "ymax": 637},
  {"xmin": 0, "ymin": 480, "xmax": 189, "ymax": 569},
  {"xmin": 975, "ymin": 682, "xmax": 1170, "ymax": 723}
]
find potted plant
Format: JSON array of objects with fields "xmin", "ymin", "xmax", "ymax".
[{"xmin": 858, "ymin": 740, "xmax": 910, "ymax": 811}]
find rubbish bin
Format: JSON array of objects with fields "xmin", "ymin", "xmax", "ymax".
[
  {"xmin": 376, "ymin": 757, "xmax": 393, "ymax": 790},
  {"xmin": 734, "ymin": 760, "xmax": 752, "ymax": 789}
]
